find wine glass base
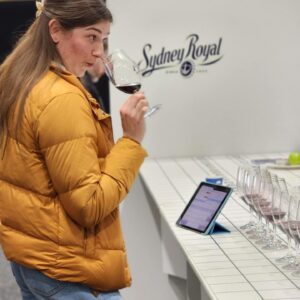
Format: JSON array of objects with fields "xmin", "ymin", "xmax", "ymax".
[
  {"xmin": 262, "ymin": 244, "xmax": 276, "ymax": 250},
  {"xmin": 255, "ymin": 239, "xmax": 266, "ymax": 245},
  {"xmin": 245, "ymin": 228, "xmax": 256, "ymax": 235},
  {"xmin": 292, "ymin": 270, "xmax": 300, "ymax": 277},
  {"xmin": 144, "ymin": 104, "xmax": 162, "ymax": 118},
  {"xmin": 274, "ymin": 243, "xmax": 288, "ymax": 250},
  {"xmin": 282, "ymin": 262, "xmax": 299, "ymax": 270},
  {"xmin": 240, "ymin": 221, "xmax": 255, "ymax": 230},
  {"xmin": 276, "ymin": 253, "xmax": 294, "ymax": 264}
]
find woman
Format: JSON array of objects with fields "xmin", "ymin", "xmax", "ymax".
[{"xmin": 0, "ymin": 0, "xmax": 148, "ymax": 299}]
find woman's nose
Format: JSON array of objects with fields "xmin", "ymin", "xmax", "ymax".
[{"xmin": 92, "ymin": 44, "xmax": 104, "ymax": 58}]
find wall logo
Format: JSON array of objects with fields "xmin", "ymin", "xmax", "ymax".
[{"xmin": 138, "ymin": 34, "xmax": 223, "ymax": 78}]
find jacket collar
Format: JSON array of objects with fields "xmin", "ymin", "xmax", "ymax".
[{"xmin": 49, "ymin": 63, "xmax": 110, "ymax": 121}]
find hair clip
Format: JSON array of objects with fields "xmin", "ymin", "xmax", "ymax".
[{"xmin": 35, "ymin": 0, "xmax": 44, "ymax": 18}]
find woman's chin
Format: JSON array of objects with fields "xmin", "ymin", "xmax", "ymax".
[
  {"xmin": 76, "ymin": 70, "xmax": 86, "ymax": 78},
  {"xmin": 68, "ymin": 67, "xmax": 86, "ymax": 78}
]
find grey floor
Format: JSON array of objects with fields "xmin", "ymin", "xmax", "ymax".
[{"xmin": 0, "ymin": 248, "xmax": 21, "ymax": 300}]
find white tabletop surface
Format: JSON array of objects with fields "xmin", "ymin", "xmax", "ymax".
[{"xmin": 140, "ymin": 153, "xmax": 300, "ymax": 300}]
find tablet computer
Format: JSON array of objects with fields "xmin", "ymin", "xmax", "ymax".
[{"xmin": 176, "ymin": 182, "xmax": 232, "ymax": 235}]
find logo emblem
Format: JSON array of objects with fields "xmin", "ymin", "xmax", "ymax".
[
  {"xmin": 139, "ymin": 34, "xmax": 223, "ymax": 78},
  {"xmin": 180, "ymin": 61, "xmax": 195, "ymax": 78}
]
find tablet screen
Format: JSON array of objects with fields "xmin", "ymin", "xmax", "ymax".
[{"xmin": 177, "ymin": 182, "xmax": 232, "ymax": 234}]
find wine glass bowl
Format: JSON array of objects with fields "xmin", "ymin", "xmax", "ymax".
[
  {"xmin": 281, "ymin": 194, "xmax": 300, "ymax": 271},
  {"xmin": 103, "ymin": 49, "xmax": 161, "ymax": 118},
  {"xmin": 236, "ymin": 165, "xmax": 257, "ymax": 231}
]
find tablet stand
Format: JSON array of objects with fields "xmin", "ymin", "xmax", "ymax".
[{"xmin": 208, "ymin": 221, "xmax": 230, "ymax": 235}]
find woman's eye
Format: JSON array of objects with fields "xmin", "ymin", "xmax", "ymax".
[{"xmin": 89, "ymin": 35, "xmax": 97, "ymax": 42}]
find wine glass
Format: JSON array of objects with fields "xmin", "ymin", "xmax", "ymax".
[
  {"xmin": 291, "ymin": 194, "xmax": 300, "ymax": 277},
  {"xmin": 103, "ymin": 49, "xmax": 161, "ymax": 118},
  {"xmin": 246, "ymin": 167, "xmax": 266, "ymax": 240},
  {"xmin": 282, "ymin": 194, "xmax": 300, "ymax": 270},
  {"xmin": 262, "ymin": 175, "xmax": 287, "ymax": 250},
  {"xmin": 276, "ymin": 190, "xmax": 294, "ymax": 264},
  {"xmin": 268, "ymin": 176, "xmax": 287, "ymax": 250},
  {"xmin": 236, "ymin": 165, "xmax": 256, "ymax": 231},
  {"xmin": 252, "ymin": 169, "xmax": 272, "ymax": 245}
]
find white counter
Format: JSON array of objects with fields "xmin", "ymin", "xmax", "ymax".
[{"xmin": 139, "ymin": 154, "xmax": 300, "ymax": 300}]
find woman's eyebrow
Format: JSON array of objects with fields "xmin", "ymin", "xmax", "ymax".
[{"xmin": 86, "ymin": 27, "xmax": 102, "ymax": 34}]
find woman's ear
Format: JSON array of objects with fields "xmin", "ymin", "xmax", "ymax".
[{"xmin": 48, "ymin": 19, "xmax": 62, "ymax": 44}]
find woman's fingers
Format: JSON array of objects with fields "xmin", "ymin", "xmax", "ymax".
[
  {"xmin": 120, "ymin": 92, "xmax": 147, "ymax": 120},
  {"xmin": 135, "ymin": 99, "xmax": 148, "ymax": 120},
  {"xmin": 120, "ymin": 92, "xmax": 148, "ymax": 143}
]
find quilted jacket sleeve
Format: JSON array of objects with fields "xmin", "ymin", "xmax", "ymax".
[{"xmin": 36, "ymin": 92, "xmax": 147, "ymax": 228}]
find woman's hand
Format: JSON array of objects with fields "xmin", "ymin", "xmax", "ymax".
[{"xmin": 120, "ymin": 92, "xmax": 148, "ymax": 144}]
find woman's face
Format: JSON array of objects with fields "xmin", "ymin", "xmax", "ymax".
[{"xmin": 53, "ymin": 21, "xmax": 110, "ymax": 77}]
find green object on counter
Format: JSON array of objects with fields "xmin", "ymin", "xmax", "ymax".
[{"xmin": 288, "ymin": 152, "xmax": 300, "ymax": 165}]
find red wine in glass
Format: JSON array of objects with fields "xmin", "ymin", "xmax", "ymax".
[
  {"xmin": 103, "ymin": 49, "xmax": 161, "ymax": 118},
  {"xmin": 116, "ymin": 83, "xmax": 141, "ymax": 94}
]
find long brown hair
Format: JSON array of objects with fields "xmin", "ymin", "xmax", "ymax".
[{"xmin": 0, "ymin": 0, "xmax": 112, "ymax": 147}]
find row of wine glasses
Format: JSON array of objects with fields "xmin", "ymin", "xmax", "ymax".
[
  {"xmin": 237, "ymin": 165, "xmax": 287, "ymax": 248},
  {"xmin": 236, "ymin": 164, "xmax": 300, "ymax": 277}
]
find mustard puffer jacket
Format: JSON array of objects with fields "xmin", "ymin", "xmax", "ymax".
[{"xmin": 0, "ymin": 67, "xmax": 147, "ymax": 291}]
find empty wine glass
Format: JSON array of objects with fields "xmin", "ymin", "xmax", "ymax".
[
  {"xmin": 278, "ymin": 177, "xmax": 289, "ymax": 194},
  {"xmin": 103, "ymin": 49, "xmax": 161, "ymax": 118},
  {"xmin": 236, "ymin": 165, "xmax": 256, "ymax": 231}
]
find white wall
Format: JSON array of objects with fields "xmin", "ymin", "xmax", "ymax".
[
  {"xmin": 107, "ymin": 2, "xmax": 300, "ymax": 299},
  {"xmin": 108, "ymin": 0, "xmax": 300, "ymax": 158}
]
